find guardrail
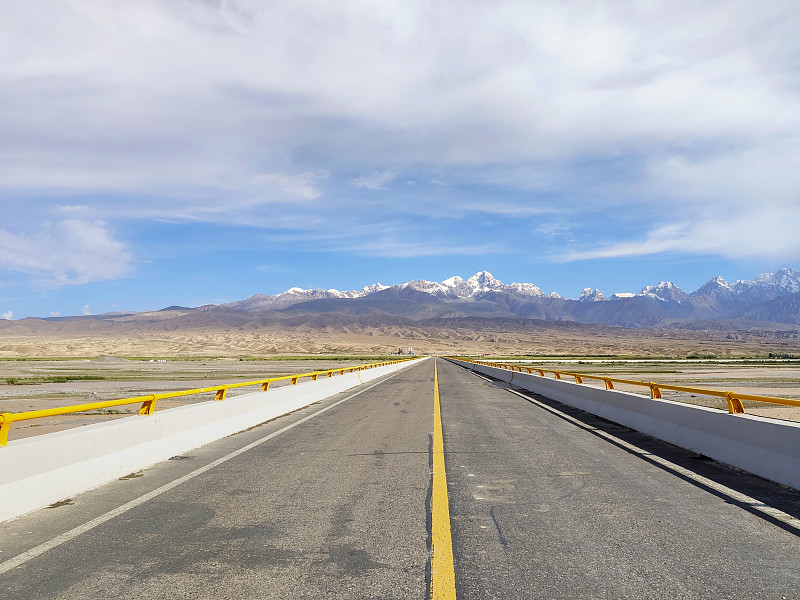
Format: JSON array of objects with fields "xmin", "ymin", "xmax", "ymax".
[
  {"xmin": 0, "ymin": 358, "xmax": 416, "ymax": 446},
  {"xmin": 451, "ymin": 358, "xmax": 800, "ymax": 414}
]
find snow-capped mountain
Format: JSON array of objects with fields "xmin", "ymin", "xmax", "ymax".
[
  {"xmin": 219, "ymin": 268, "xmax": 800, "ymax": 310},
  {"xmin": 688, "ymin": 269, "xmax": 800, "ymax": 305},
  {"xmin": 400, "ymin": 271, "xmax": 551, "ymax": 299},
  {"xmin": 212, "ymin": 285, "xmax": 370, "ymax": 311},
  {"xmin": 579, "ymin": 288, "xmax": 607, "ymax": 302},
  {"xmin": 639, "ymin": 282, "xmax": 689, "ymax": 303},
  {"xmin": 732, "ymin": 268, "xmax": 800, "ymax": 301},
  {"xmin": 222, "ymin": 271, "xmax": 559, "ymax": 311},
  {"xmin": 201, "ymin": 267, "xmax": 800, "ymax": 327},
  {"xmin": 690, "ymin": 276, "xmax": 737, "ymax": 302}
]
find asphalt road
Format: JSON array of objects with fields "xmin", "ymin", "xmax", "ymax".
[
  {"xmin": 438, "ymin": 359, "xmax": 800, "ymax": 599},
  {"xmin": 1, "ymin": 358, "xmax": 799, "ymax": 599}
]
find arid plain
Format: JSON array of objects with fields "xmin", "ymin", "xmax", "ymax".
[
  {"xmin": 2, "ymin": 313, "xmax": 800, "ymax": 358},
  {"xmin": 2, "ymin": 317, "xmax": 800, "ymax": 442}
]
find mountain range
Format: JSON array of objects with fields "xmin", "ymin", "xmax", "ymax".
[
  {"xmin": 5, "ymin": 268, "xmax": 800, "ymax": 332},
  {"xmin": 189, "ymin": 268, "xmax": 800, "ymax": 328}
]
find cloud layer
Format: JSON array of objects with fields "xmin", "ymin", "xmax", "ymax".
[
  {"xmin": 1, "ymin": 0, "xmax": 799, "ymax": 288},
  {"xmin": 0, "ymin": 220, "xmax": 132, "ymax": 287}
]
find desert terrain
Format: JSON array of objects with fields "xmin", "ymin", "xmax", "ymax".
[
  {"xmin": 0, "ymin": 314, "xmax": 799, "ymax": 358},
  {"xmin": 2, "ymin": 315, "xmax": 800, "ymax": 441}
]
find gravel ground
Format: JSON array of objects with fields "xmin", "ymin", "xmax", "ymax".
[{"xmin": 0, "ymin": 357, "xmax": 384, "ymax": 441}]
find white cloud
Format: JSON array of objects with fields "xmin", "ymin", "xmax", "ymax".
[
  {"xmin": 256, "ymin": 264, "xmax": 284, "ymax": 274},
  {"xmin": 351, "ymin": 171, "xmax": 397, "ymax": 191},
  {"xmin": 1, "ymin": 311, "xmax": 12, "ymax": 320},
  {"xmin": 534, "ymin": 221, "xmax": 575, "ymax": 241},
  {"xmin": 0, "ymin": 1, "xmax": 799, "ymax": 262},
  {"xmin": 0, "ymin": 220, "xmax": 133, "ymax": 287},
  {"xmin": 248, "ymin": 172, "xmax": 326, "ymax": 201},
  {"xmin": 51, "ymin": 205, "xmax": 92, "ymax": 215},
  {"xmin": 81, "ymin": 305, "xmax": 92, "ymax": 315},
  {"xmin": 561, "ymin": 209, "xmax": 800, "ymax": 263},
  {"xmin": 345, "ymin": 239, "xmax": 503, "ymax": 259},
  {"xmin": 50, "ymin": 311, "xmax": 61, "ymax": 317},
  {"xmin": 460, "ymin": 202, "xmax": 561, "ymax": 217}
]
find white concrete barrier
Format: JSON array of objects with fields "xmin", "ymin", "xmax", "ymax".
[
  {"xmin": 449, "ymin": 359, "xmax": 800, "ymax": 491},
  {"xmin": 0, "ymin": 359, "xmax": 424, "ymax": 523}
]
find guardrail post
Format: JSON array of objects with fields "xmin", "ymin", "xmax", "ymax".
[
  {"xmin": 649, "ymin": 384, "xmax": 662, "ymax": 399},
  {"xmin": 215, "ymin": 388, "xmax": 227, "ymax": 401},
  {"xmin": 261, "ymin": 381, "xmax": 271, "ymax": 391},
  {"xmin": 312, "ymin": 374, "xmax": 319, "ymax": 381},
  {"xmin": 725, "ymin": 392, "xmax": 746, "ymax": 414},
  {"xmin": 291, "ymin": 377, "xmax": 299, "ymax": 385},
  {"xmin": 604, "ymin": 378, "xmax": 614, "ymax": 390},
  {"xmin": 538, "ymin": 370, "xmax": 544, "ymax": 377},
  {"xmin": 139, "ymin": 395, "xmax": 158, "ymax": 414},
  {"xmin": 0, "ymin": 413, "xmax": 12, "ymax": 447},
  {"xmin": 574, "ymin": 375, "xmax": 583, "ymax": 384},
  {"xmin": 554, "ymin": 372, "xmax": 561, "ymax": 380}
]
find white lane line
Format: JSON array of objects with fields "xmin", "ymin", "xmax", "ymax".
[
  {"xmin": 450, "ymin": 363, "xmax": 492, "ymax": 382},
  {"xmin": 0, "ymin": 371, "xmax": 406, "ymax": 574},
  {"xmin": 504, "ymin": 387, "xmax": 800, "ymax": 534}
]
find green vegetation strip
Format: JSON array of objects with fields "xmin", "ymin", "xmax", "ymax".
[{"xmin": 3, "ymin": 376, "xmax": 108, "ymax": 385}]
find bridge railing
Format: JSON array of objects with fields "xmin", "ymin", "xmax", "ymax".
[
  {"xmin": 0, "ymin": 358, "xmax": 417, "ymax": 446},
  {"xmin": 451, "ymin": 358, "xmax": 800, "ymax": 415}
]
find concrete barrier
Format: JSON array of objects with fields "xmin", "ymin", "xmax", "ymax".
[
  {"xmin": 0, "ymin": 359, "xmax": 424, "ymax": 522},
  {"xmin": 449, "ymin": 359, "xmax": 800, "ymax": 491}
]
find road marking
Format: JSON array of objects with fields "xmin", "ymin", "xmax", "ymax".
[
  {"xmin": 431, "ymin": 360, "xmax": 457, "ymax": 600},
  {"xmin": 504, "ymin": 387, "xmax": 800, "ymax": 535},
  {"xmin": 0, "ymin": 370, "xmax": 408, "ymax": 575}
]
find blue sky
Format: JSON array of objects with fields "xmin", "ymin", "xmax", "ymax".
[{"xmin": 2, "ymin": 1, "xmax": 800, "ymax": 319}]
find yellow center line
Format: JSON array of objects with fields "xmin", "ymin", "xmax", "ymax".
[{"xmin": 431, "ymin": 359, "xmax": 456, "ymax": 599}]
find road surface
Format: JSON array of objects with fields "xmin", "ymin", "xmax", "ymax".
[{"xmin": 1, "ymin": 358, "xmax": 798, "ymax": 599}]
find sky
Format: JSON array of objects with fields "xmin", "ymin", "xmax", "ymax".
[{"xmin": 2, "ymin": 0, "xmax": 800, "ymax": 319}]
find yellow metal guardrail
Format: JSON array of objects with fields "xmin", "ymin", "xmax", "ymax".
[
  {"xmin": 0, "ymin": 358, "xmax": 417, "ymax": 446},
  {"xmin": 451, "ymin": 358, "xmax": 800, "ymax": 415}
]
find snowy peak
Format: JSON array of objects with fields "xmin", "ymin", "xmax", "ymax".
[
  {"xmin": 773, "ymin": 268, "xmax": 800, "ymax": 293},
  {"xmin": 692, "ymin": 276, "xmax": 735, "ymax": 301},
  {"xmin": 690, "ymin": 269, "xmax": 800, "ymax": 303},
  {"xmin": 733, "ymin": 268, "xmax": 800, "ymax": 300},
  {"xmin": 360, "ymin": 282, "xmax": 389, "ymax": 295},
  {"xmin": 579, "ymin": 288, "xmax": 607, "ymax": 302},
  {"xmin": 639, "ymin": 281, "xmax": 688, "ymax": 303},
  {"xmin": 215, "ymin": 266, "xmax": 800, "ymax": 315},
  {"xmin": 401, "ymin": 271, "xmax": 547, "ymax": 300},
  {"xmin": 508, "ymin": 282, "xmax": 546, "ymax": 297},
  {"xmin": 402, "ymin": 279, "xmax": 455, "ymax": 297},
  {"xmin": 463, "ymin": 271, "xmax": 505, "ymax": 296}
]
